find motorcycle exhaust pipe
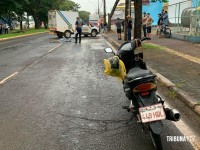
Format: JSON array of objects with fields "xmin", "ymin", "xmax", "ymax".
[{"xmin": 165, "ymin": 108, "xmax": 181, "ymax": 122}]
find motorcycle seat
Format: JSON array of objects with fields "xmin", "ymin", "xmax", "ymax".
[{"xmin": 125, "ymin": 67, "xmax": 153, "ymax": 81}]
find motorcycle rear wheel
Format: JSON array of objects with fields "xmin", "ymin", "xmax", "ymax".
[{"xmin": 149, "ymin": 130, "xmax": 163, "ymax": 150}]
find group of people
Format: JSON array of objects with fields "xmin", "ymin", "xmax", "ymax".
[
  {"xmin": 142, "ymin": 9, "xmax": 168, "ymax": 39},
  {"xmin": 115, "ymin": 15, "xmax": 132, "ymax": 41},
  {"xmin": 98, "ymin": 19, "xmax": 107, "ymax": 33},
  {"xmin": 115, "ymin": 9, "xmax": 169, "ymax": 41},
  {"xmin": 116, "ymin": 13, "xmax": 154, "ymax": 41},
  {"xmin": 142, "ymin": 13, "xmax": 154, "ymax": 40},
  {"xmin": 0, "ymin": 23, "xmax": 9, "ymax": 34}
]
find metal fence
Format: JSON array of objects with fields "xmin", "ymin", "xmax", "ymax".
[{"xmin": 168, "ymin": 0, "xmax": 200, "ymax": 36}]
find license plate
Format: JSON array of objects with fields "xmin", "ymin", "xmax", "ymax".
[{"xmin": 139, "ymin": 103, "xmax": 166, "ymax": 123}]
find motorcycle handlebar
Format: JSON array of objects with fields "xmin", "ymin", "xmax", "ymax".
[{"xmin": 141, "ymin": 37, "xmax": 148, "ymax": 41}]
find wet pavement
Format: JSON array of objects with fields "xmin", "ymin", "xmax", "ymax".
[{"xmin": 0, "ymin": 34, "xmax": 198, "ymax": 150}]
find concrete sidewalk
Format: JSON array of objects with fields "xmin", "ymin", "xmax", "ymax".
[{"xmin": 103, "ymin": 32, "xmax": 200, "ymax": 116}]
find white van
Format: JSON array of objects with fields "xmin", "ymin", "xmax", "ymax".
[{"xmin": 48, "ymin": 10, "xmax": 99, "ymax": 38}]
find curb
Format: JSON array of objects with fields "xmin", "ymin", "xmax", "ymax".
[
  {"xmin": 102, "ymin": 33, "xmax": 200, "ymax": 116},
  {"xmin": 0, "ymin": 31, "xmax": 48, "ymax": 41}
]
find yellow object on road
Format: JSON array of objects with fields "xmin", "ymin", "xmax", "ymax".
[{"xmin": 104, "ymin": 56, "xmax": 126, "ymax": 80}]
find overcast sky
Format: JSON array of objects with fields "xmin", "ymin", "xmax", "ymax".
[{"xmin": 72, "ymin": 0, "xmax": 117, "ymax": 14}]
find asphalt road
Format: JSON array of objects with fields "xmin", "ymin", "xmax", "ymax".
[{"xmin": 0, "ymin": 33, "xmax": 199, "ymax": 150}]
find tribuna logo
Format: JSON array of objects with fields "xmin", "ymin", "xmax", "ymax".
[{"xmin": 166, "ymin": 136, "xmax": 196, "ymax": 142}]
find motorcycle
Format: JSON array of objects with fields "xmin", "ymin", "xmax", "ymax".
[{"xmin": 104, "ymin": 38, "xmax": 181, "ymax": 150}]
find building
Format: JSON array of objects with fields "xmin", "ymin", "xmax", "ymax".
[{"xmin": 112, "ymin": 0, "xmax": 162, "ymax": 26}]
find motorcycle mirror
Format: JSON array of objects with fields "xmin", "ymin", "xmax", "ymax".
[{"xmin": 104, "ymin": 47, "xmax": 113, "ymax": 53}]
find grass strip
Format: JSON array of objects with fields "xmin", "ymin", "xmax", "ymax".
[
  {"xmin": 0, "ymin": 28, "xmax": 48, "ymax": 39},
  {"xmin": 142, "ymin": 43, "xmax": 164, "ymax": 51}
]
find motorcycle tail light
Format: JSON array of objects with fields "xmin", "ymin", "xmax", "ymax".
[
  {"xmin": 140, "ymin": 91, "xmax": 150, "ymax": 96},
  {"xmin": 133, "ymin": 83, "xmax": 157, "ymax": 93}
]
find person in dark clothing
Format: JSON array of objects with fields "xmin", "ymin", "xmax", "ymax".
[
  {"xmin": 157, "ymin": 13, "xmax": 162, "ymax": 38},
  {"xmin": 126, "ymin": 15, "xmax": 132, "ymax": 41},
  {"xmin": 115, "ymin": 18, "xmax": 122, "ymax": 40},
  {"xmin": 121, "ymin": 20, "xmax": 124, "ymax": 32},
  {"xmin": 160, "ymin": 9, "xmax": 165, "ymax": 23},
  {"xmin": 75, "ymin": 17, "xmax": 83, "ymax": 43},
  {"xmin": 5, "ymin": 24, "xmax": 9, "ymax": 34},
  {"xmin": 0, "ymin": 23, "xmax": 2, "ymax": 34},
  {"xmin": 103, "ymin": 21, "xmax": 107, "ymax": 33},
  {"xmin": 142, "ymin": 12, "xmax": 147, "ymax": 38}
]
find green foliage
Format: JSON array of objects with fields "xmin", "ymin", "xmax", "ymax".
[
  {"xmin": 79, "ymin": 11, "xmax": 90, "ymax": 22},
  {"xmin": 142, "ymin": 43, "xmax": 163, "ymax": 51},
  {"xmin": 166, "ymin": 90, "xmax": 177, "ymax": 98},
  {"xmin": 59, "ymin": 0, "xmax": 80, "ymax": 11},
  {"xmin": 0, "ymin": 0, "xmax": 81, "ymax": 29}
]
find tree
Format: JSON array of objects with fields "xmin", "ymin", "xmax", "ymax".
[
  {"xmin": 0, "ymin": 0, "xmax": 81, "ymax": 29},
  {"xmin": 134, "ymin": 0, "xmax": 142, "ymax": 39},
  {"xmin": 0, "ymin": 0, "xmax": 27, "ymax": 28},
  {"xmin": 79, "ymin": 11, "xmax": 90, "ymax": 22},
  {"xmin": 25, "ymin": 0, "xmax": 65, "ymax": 29},
  {"xmin": 59, "ymin": 0, "xmax": 80, "ymax": 11},
  {"xmin": 107, "ymin": 0, "xmax": 120, "ymax": 32}
]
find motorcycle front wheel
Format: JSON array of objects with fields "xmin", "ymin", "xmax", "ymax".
[
  {"xmin": 149, "ymin": 130, "xmax": 163, "ymax": 150},
  {"xmin": 164, "ymin": 28, "xmax": 171, "ymax": 38}
]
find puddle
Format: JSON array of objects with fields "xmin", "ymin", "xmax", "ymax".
[{"xmin": 90, "ymin": 43, "xmax": 105, "ymax": 50}]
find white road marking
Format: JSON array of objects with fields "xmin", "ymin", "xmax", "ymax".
[
  {"xmin": 0, "ymin": 72, "xmax": 18, "ymax": 85},
  {"xmin": 0, "ymin": 43, "xmax": 62, "ymax": 86},
  {"xmin": 48, "ymin": 43, "xmax": 62, "ymax": 53}
]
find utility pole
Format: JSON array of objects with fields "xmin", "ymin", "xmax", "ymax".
[
  {"xmin": 129, "ymin": 0, "xmax": 131, "ymax": 16},
  {"xmin": 124, "ymin": 0, "xmax": 129, "ymax": 41},
  {"xmin": 98, "ymin": 0, "xmax": 100, "ymax": 16},
  {"xmin": 103, "ymin": 0, "xmax": 106, "ymax": 24}
]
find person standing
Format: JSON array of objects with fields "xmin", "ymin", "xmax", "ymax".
[
  {"xmin": 0, "ymin": 23, "xmax": 2, "ymax": 34},
  {"xmin": 103, "ymin": 21, "xmax": 107, "ymax": 33},
  {"xmin": 157, "ymin": 13, "xmax": 162, "ymax": 38},
  {"xmin": 162, "ymin": 10, "xmax": 168, "ymax": 30},
  {"xmin": 126, "ymin": 15, "xmax": 132, "ymax": 41},
  {"xmin": 101, "ymin": 22, "xmax": 104, "ymax": 33},
  {"xmin": 98, "ymin": 18, "xmax": 104, "ymax": 33},
  {"xmin": 121, "ymin": 20, "xmax": 124, "ymax": 32},
  {"xmin": 142, "ymin": 12, "xmax": 147, "ymax": 38},
  {"xmin": 146, "ymin": 13, "xmax": 154, "ymax": 40},
  {"xmin": 5, "ymin": 24, "xmax": 9, "ymax": 34},
  {"xmin": 115, "ymin": 18, "xmax": 122, "ymax": 40},
  {"xmin": 75, "ymin": 17, "xmax": 83, "ymax": 43}
]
